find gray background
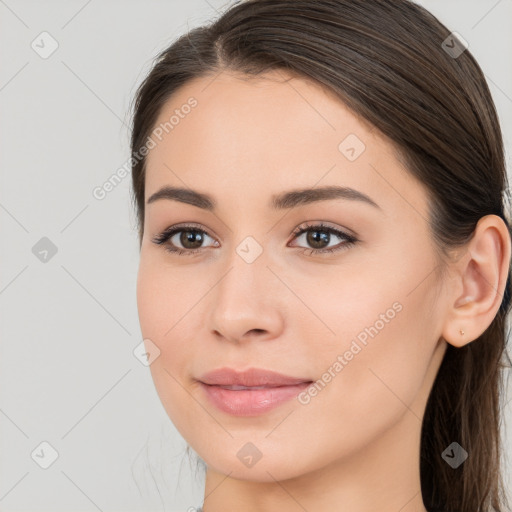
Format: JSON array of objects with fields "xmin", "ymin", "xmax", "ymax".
[{"xmin": 1, "ymin": 1, "xmax": 511, "ymax": 511}]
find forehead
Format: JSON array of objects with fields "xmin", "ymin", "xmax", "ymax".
[
  {"xmin": 144, "ymin": 69, "xmax": 427, "ymax": 217},
  {"xmin": 148, "ymin": 69, "xmax": 379, "ymax": 163}
]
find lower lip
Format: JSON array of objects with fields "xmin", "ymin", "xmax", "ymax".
[{"xmin": 200, "ymin": 382, "xmax": 312, "ymax": 416}]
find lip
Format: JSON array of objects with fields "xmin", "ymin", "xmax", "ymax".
[
  {"xmin": 198, "ymin": 367, "xmax": 311, "ymax": 387},
  {"xmin": 197, "ymin": 367, "xmax": 313, "ymax": 416}
]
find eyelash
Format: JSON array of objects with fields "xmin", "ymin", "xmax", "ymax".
[{"xmin": 151, "ymin": 222, "xmax": 358, "ymax": 257}]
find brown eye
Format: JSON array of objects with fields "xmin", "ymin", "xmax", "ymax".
[
  {"xmin": 177, "ymin": 230, "xmax": 205, "ymax": 249},
  {"xmin": 305, "ymin": 229, "xmax": 331, "ymax": 249},
  {"xmin": 151, "ymin": 224, "xmax": 218, "ymax": 255},
  {"xmin": 290, "ymin": 222, "xmax": 358, "ymax": 255}
]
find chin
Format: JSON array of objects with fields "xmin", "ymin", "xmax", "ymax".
[{"xmin": 195, "ymin": 436, "xmax": 321, "ymax": 483}]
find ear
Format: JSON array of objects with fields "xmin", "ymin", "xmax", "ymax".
[{"xmin": 442, "ymin": 214, "xmax": 511, "ymax": 347}]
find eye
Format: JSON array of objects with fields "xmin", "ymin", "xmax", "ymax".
[
  {"xmin": 151, "ymin": 221, "xmax": 358, "ymax": 257},
  {"xmin": 289, "ymin": 222, "xmax": 358, "ymax": 255},
  {"xmin": 151, "ymin": 223, "xmax": 218, "ymax": 256}
]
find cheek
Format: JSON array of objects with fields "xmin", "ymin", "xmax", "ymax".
[
  {"xmin": 298, "ymin": 247, "xmax": 438, "ymax": 437},
  {"xmin": 136, "ymin": 252, "xmax": 233, "ymax": 432},
  {"xmin": 136, "ymin": 251, "xmax": 204, "ymax": 343},
  {"xmin": 136, "ymin": 256, "xmax": 196, "ymax": 405}
]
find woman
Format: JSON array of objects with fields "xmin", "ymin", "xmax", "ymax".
[{"xmin": 130, "ymin": 0, "xmax": 512, "ymax": 510}]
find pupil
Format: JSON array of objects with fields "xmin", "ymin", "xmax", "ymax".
[
  {"xmin": 307, "ymin": 230, "xmax": 329, "ymax": 248},
  {"xmin": 181, "ymin": 230, "xmax": 203, "ymax": 249}
]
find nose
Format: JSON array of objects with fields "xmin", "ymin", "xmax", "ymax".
[{"xmin": 208, "ymin": 249, "xmax": 286, "ymax": 344}]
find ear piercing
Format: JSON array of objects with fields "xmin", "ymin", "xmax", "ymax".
[{"xmin": 459, "ymin": 329, "xmax": 465, "ymax": 336}]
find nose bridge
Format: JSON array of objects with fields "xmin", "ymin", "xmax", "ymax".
[
  {"xmin": 216, "ymin": 235, "xmax": 269, "ymax": 306},
  {"xmin": 218, "ymin": 219, "xmax": 268, "ymax": 277}
]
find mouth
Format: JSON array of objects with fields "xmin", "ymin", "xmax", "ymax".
[
  {"xmin": 197, "ymin": 367, "xmax": 313, "ymax": 416},
  {"xmin": 215, "ymin": 385, "xmax": 281, "ymax": 390}
]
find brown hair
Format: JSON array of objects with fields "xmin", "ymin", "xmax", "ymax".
[{"xmin": 129, "ymin": 1, "xmax": 512, "ymax": 510}]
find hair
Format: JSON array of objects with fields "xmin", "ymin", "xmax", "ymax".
[{"xmin": 129, "ymin": 1, "xmax": 512, "ymax": 510}]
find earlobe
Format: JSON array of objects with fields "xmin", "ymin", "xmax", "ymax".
[{"xmin": 442, "ymin": 214, "xmax": 511, "ymax": 348}]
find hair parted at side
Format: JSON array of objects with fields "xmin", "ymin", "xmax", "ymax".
[{"xmin": 129, "ymin": 1, "xmax": 512, "ymax": 510}]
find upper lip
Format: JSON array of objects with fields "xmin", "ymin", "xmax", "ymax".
[{"xmin": 198, "ymin": 367, "xmax": 312, "ymax": 387}]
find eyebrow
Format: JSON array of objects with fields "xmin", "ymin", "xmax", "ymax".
[{"xmin": 146, "ymin": 185, "xmax": 381, "ymax": 210}]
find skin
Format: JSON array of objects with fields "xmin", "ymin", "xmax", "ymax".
[{"xmin": 136, "ymin": 69, "xmax": 511, "ymax": 512}]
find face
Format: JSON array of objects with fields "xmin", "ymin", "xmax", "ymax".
[{"xmin": 136, "ymin": 69, "xmax": 448, "ymax": 482}]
